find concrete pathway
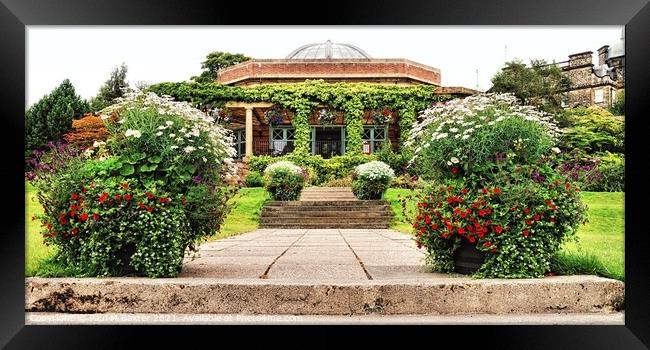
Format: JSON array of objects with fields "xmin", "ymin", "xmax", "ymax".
[{"xmin": 180, "ymin": 228, "xmax": 444, "ymax": 280}]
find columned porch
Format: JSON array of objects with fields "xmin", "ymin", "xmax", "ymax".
[{"xmin": 224, "ymin": 102, "xmax": 396, "ymax": 160}]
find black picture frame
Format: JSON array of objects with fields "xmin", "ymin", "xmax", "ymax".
[{"xmin": 2, "ymin": 0, "xmax": 649, "ymax": 348}]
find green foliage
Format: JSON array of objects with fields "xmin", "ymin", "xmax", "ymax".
[
  {"xmin": 351, "ymin": 161, "xmax": 395, "ymax": 200},
  {"xmin": 247, "ymin": 153, "xmax": 375, "ymax": 185},
  {"xmin": 559, "ymin": 106, "xmax": 624, "ymax": 154},
  {"xmin": 28, "ymin": 92, "xmax": 236, "ymax": 277},
  {"xmin": 244, "ymin": 171, "xmax": 264, "ymax": 187},
  {"xmin": 25, "ymin": 79, "xmax": 89, "ymax": 156},
  {"xmin": 191, "ymin": 51, "xmax": 251, "ymax": 83},
  {"xmin": 321, "ymin": 176, "xmax": 353, "ymax": 187},
  {"xmin": 148, "ymin": 80, "xmax": 452, "ymax": 153},
  {"xmin": 609, "ymin": 89, "xmax": 625, "ymax": 116},
  {"xmin": 391, "ymin": 174, "xmax": 422, "ymax": 189},
  {"xmin": 263, "ymin": 161, "xmax": 306, "ymax": 201},
  {"xmin": 584, "ymin": 153, "xmax": 625, "ymax": 192},
  {"xmin": 90, "ymin": 63, "xmax": 129, "ymax": 111},
  {"xmin": 551, "ymin": 251, "xmax": 622, "ymax": 281},
  {"xmin": 375, "ymin": 141, "xmax": 411, "ymax": 175},
  {"xmin": 490, "ymin": 59, "xmax": 571, "ymax": 113}
]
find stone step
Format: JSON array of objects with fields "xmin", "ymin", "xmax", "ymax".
[
  {"xmin": 25, "ymin": 276, "xmax": 625, "ymax": 315},
  {"xmin": 262, "ymin": 206, "xmax": 390, "ymax": 213},
  {"xmin": 267, "ymin": 200, "xmax": 387, "ymax": 206},
  {"xmin": 260, "ymin": 223, "xmax": 390, "ymax": 229},
  {"xmin": 260, "ymin": 211, "xmax": 392, "ymax": 218},
  {"xmin": 260, "ymin": 217, "xmax": 393, "ymax": 224}
]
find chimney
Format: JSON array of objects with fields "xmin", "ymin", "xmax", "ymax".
[
  {"xmin": 568, "ymin": 51, "xmax": 593, "ymax": 67},
  {"xmin": 597, "ymin": 46, "xmax": 609, "ymax": 66}
]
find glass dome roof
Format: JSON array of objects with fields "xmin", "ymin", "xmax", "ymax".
[{"xmin": 286, "ymin": 40, "xmax": 372, "ymax": 59}]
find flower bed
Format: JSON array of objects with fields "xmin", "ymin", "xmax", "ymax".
[
  {"xmin": 407, "ymin": 93, "xmax": 586, "ymax": 278},
  {"xmin": 351, "ymin": 161, "xmax": 395, "ymax": 200},
  {"xmin": 27, "ymin": 92, "xmax": 237, "ymax": 277},
  {"xmin": 263, "ymin": 161, "xmax": 307, "ymax": 201}
]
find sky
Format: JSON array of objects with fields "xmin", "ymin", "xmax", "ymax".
[{"xmin": 26, "ymin": 26, "xmax": 623, "ymax": 108}]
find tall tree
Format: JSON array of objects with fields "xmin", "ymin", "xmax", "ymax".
[
  {"xmin": 90, "ymin": 63, "xmax": 129, "ymax": 111},
  {"xmin": 191, "ymin": 51, "xmax": 250, "ymax": 83},
  {"xmin": 490, "ymin": 59, "xmax": 571, "ymax": 113},
  {"xmin": 25, "ymin": 79, "xmax": 89, "ymax": 156}
]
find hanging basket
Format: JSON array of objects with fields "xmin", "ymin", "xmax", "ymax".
[
  {"xmin": 318, "ymin": 108, "xmax": 336, "ymax": 125},
  {"xmin": 264, "ymin": 105, "xmax": 284, "ymax": 125},
  {"xmin": 372, "ymin": 107, "xmax": 393, "ymax": 125}
]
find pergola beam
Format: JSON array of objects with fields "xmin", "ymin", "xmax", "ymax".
[
  {"xmin": 224, "ymin": 101, "xmax": 274, "ymax": 160},
  {"xmin": 225, "ymin": 101, "xmax": 274, "ymax": 108}
]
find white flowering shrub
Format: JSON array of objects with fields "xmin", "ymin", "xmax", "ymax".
[
  {"xmin": 264, "ymin": 160, "xmax": 303, "ymax": 176},
  {"xmin": 33, "ymin": 91, "xmax": 239, "ymax": 277},
  {"xmin": 406, "ymin": 93, "xmax": 559, "ymax": 180},
  {"xmin": 352, "ymin": 161, "xmax": 395, "ymax": 199},
  {"xmin": 264, "ymin": 160, "xmax": 306, "ymax": 201},
  {"xmin": 406, "ymin": 94, "xmax": 588, "ymax": 279}
]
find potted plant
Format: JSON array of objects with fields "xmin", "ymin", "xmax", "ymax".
[
  {"xmin": 409, "ymin": 93, "xmax": 587, "ymax": 278},
  {"xmin": 351, "ymin": 161, "xmax": 395, "ymax": 200},
  {"xmin": 263, "ymin": 160, "xmax": 307, "ymax": 201}
]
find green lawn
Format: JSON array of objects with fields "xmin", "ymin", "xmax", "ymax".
[
  {"xmin": 386, "ymin": 188, "xmax": 625, "ymax": 280},
  {"xmin": 25, "ymin": 184, "xmax": 269, "ymax": 276},
  {"xmin": 207, "ymin": 187, "xmax": 269, "ymax": 241},
  {"xmin": 25, "ymin": 183, "xmax": 56, "ymax": 276}
]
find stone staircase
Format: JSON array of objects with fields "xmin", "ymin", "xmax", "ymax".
[{"xmin": 260, "ymin": 187, "xmax": 393, "ymax": 229}]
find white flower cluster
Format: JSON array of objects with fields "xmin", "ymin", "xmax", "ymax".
[
  {"xmin": 264, "ymin": 161, "xmax": 303, "ymax": 176},
  {"xmin": 406, "ymin": 93, "xmax": 560, "ymax": 163},
  {"xmin": 125, "ymin": 129, "xmax": 142, "ymax": 138},
  {"xmin": 101, "ymin": 91, "xmax": 238, "ymax": 178},
  {"xmin": 355, "ymin": 161, "xmax": 395, "ymax": 181}
]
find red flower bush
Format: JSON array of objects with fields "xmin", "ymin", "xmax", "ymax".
[{"xmin": 413, "ymin": 163, "xmax": 587, "ymax": 278}]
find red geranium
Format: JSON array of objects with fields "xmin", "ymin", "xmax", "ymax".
[
  {"xmin": 146, "ymin": 192, "xmax": 155, "ymax": 200},
  {"xmin": 124, "ymin": 194, "xmax": 132, "ymax": 201},
  {"xmin": 79, "ymin": 213, "xmax": 89, "ymax": 222}
]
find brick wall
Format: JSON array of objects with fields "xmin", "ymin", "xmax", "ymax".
[{"xmin": 218, "ymin": 59, "xmax": 441, "ymax": 86}]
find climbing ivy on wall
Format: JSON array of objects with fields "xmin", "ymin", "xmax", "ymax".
[{"xmin": 148, "ymin": 80, "xmax": 452, "ymax": 155}]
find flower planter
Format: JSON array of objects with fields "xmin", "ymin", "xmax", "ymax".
[
  {"xmin": 115, "ymin": 243, "xmax": 139, "ymax": 276},
  {"xmin": 453, "ymin": 239, "xmax": 485, "ymax": 274}
]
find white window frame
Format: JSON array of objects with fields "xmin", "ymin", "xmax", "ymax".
[{"xmin": 594, "ymin": 89, "xmax": 604, "ymax": 103}]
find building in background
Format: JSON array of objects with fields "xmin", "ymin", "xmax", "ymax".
[
  {"xmin": 559, "ymin": 30, "xmax": 625, "ymax": 108},
  {"xmin": 217, "ymin": 40, "xmax": 478, "ymax": 159}
]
